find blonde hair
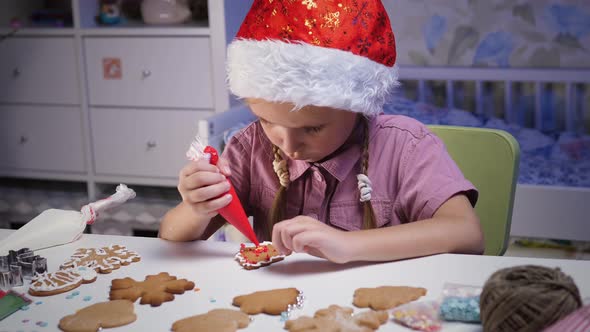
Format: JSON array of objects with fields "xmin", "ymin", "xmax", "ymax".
[
  {"xmin": 267, "ymin": 145, "xmax": 290, "ymax": 239},
  {"xmin": 267, "ymin": 116, "xmax": 377, "ymax": 237},
  {"xmin": 359, "ymin": 116, "xmax": 377, "ymax": 230}
]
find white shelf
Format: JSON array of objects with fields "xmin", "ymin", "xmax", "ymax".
[
  {"xmin": 0, "ymin": 27, "xmax": 210, "ymax": 37},
  {"xmin": 0, "ymin": 169, "xmax": 89, "ymax": 182},
  {"xmin": 0, "ymin": 27, "xmax": 75, "ymax": 36},
  {"xmin": 0, "ymin": 0, "xmax": 230, "ymax": 201},
  {"xmin": 93, "ymin": 175, "xmax": 179, "ymax": 187},
  {"xmin": 80, "ymin": 26, "xmax": 211, "ymax": 37}
]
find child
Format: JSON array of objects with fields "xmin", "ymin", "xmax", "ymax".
[{"xmin": 160, "ymin": 0, "xmax": 484, "ymax": 263}]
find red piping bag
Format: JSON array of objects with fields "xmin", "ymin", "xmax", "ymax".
[{"xmin": 187, "ymin": 138, "xmax": 260, "ymax": 246}]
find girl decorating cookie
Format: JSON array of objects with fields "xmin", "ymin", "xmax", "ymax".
[{"xmin": 160, "ymin": 0, "xmax": 484, "ymax": 263}]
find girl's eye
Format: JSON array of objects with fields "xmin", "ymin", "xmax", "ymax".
[{"xmin": 304, "ymin": 125, "xmax": 324, "ymax": 134}]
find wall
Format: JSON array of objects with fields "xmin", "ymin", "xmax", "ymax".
[
  {"xmin": 385, "ymin": 0, "xmax": 590, "ymax": 68},
  {"xmin": 224, "ymin": 0, "xmax": 253, "ymax": 44}
]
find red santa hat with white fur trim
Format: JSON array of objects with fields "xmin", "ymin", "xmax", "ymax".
[{"xmin": 227, "ymin": 0, "xmax": 399, "ymax": 116}]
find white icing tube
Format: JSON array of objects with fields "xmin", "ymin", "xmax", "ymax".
[
  {"xmin": 186, "ymin": 135, "xmax": 208, "ymax": 161},
  {"xmin": 81, "ymin": 184, "xmax": 136, "ymax": 225},
  {"xmin": 0, "ymin": 184, "xmax": 136, "ymax": 255}
]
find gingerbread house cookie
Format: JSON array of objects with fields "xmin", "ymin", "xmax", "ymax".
[{"xmin": 235, "ymin": 242, "xmax": 286, "ymax": 270}]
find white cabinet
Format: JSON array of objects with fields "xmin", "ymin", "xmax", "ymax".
[
  {"xmin": 91, "ymin": 108, "xmax": 211, "ymax": 177},
  {"xmin": 0, "ymin": 105, "xmax": 85, "ymax": 172},
  {"xmin": 0, "ymin": 37, "xmax": 79, "ymax": 105},
  {"xmin": 0, "ymin": 0, "xmax": 230, "ymax": 198},
  {"xmin": 85, "ymin": 37, "xmax": 213, "ymax": 109}
]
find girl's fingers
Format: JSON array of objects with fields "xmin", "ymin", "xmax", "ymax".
[
  {"xmin": 292, "ymin": 231, "xmax": 322, "ymax": 253},
  {"xmin": 193, "ymin": 193, "xmax": 232, "ymax": 215},
  {"xmin": 271, "ymin": 220, "xmax": 291, "ymax": 255},
  {"xmin": 186, "ymin": 180, "xmax": 230, "ymax": 203},
  {"xmin": 282, "ymin": 223, "xmax": 311, "ymax": 252},
  {"xmin": 272, "ymin": 218, "xmax": 303, "ymax": 255},
  {"xmin": 182, "ymin": 172, "xmax": 226, "ymax": 191},
  {"xmin": 280, "ymin": 227, "xmax": 294, "ymax": 256},
  {"xmin": 271, "ymin": 222, "xmax": 289, "ymax": 255},
  {"xmin": 217, "ymin": 158, "xmax": 232, "ymax": 176},
  {"xmin": 180, "ymin": 160, "xmax": 219, "ymax": 178}
]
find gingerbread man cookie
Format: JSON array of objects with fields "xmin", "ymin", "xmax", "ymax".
[
  {"xmin": 285, "ymin": 305, "xmax": 388, "ymax": 332},
  {"xmin": 353, "ymin": 286, "xmax": 427, "ymax": 310},
  {"xmin": 109, "ymin": 272, "xmax": 195, "ymax": 306},
  {"xmin": 233, "ymin": 288, "xmax": 302, "ymax": 315},
  {"xmin": 172, "ymin": 309, "xmax": 250, "ymax": 332},
  {"xmin": 29, "ymin": 266, "xmax": 98, "ymax": 297},
  {"xmin": 61, "ymin": 245, "xmax": 140, "ymax": 274},
  {"xmin": 59, "ymin": 300, "xmax": 136, "ymax": 332},
  {"xmin": 235, "ymin": 242, "xmax": 286, "ymax": 270}
]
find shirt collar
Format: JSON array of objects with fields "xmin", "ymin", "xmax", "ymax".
[
  {"xmin": 255, "ymin": 116, "xmax": 370, "ymax": 183},
  {"xmin": 288, "ymin": 116, "xmax": 367, "ymax": 183}
]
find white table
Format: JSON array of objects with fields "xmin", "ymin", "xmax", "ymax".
[{"xmin": 1, "ymin": 229, "xmax": 589, "ymax": 332}]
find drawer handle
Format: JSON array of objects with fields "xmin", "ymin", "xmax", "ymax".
[
  {"xmin": 146, "ymin": 140, "xmax": 157, "ymax": 150},
  {"xmin": 142, "ymin": 69, "xmax": 151, "ymax": 79},
  {"xmin": 13, "ymin": 68, "xmax": 21, "ymax": 78},
  {"xmin": 19, "ymin": 135, "xmax": 28, "ymax": 144}
]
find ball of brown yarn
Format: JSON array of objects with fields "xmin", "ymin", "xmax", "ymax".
[{"xmin": 480, "ymin": 265, "xmax": 582, "ymax": 332}]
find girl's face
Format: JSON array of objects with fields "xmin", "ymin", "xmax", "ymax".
[{"xmin": 248, "ymin": 99, "xmax": 359, "ymax": 162}]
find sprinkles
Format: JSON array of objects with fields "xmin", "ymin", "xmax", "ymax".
[
  {"xmin": 439, "ymin": 295, "xmax": 480, "ymax": 322},
  {"xmin": 279, "ymin": 291, "xmax": 305, "ymax": 321}
]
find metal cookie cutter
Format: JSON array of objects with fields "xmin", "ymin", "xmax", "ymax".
[{"xmin": 0, "ymin": 248, "xmax": 47, "ymax": 290}]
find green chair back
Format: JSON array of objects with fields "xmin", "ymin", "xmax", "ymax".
[{"xmin": 428, "ymin": 125, "xmax": 520, "ymax": 256}]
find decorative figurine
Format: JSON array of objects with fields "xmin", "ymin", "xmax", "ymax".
[
  {"xmin": 99, "ymin": 0, "xmax": 122, "ymax": 25},
  {"xmin": 140, "ymin": 0, "xmax": 191, "ymax": 25}
]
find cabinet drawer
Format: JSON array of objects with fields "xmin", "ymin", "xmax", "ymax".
[
  {"xmin": 91, "ymin": 108, "xmax": 213, "ymax": 177},
  {"xmin": 0, "ymin": 105, "xmax": 85, "ymax": 173},
  {"xmin": 0, "ymin": 38, "xmax": 79, "ymax": 105},
  {"xmin": 85, "ymin": 38, "xmax": 213, "ymax": 109}
]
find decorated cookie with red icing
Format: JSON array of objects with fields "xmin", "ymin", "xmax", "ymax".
[{"xmin": 235, "ymin": 242, "xmax": 286, "ymax": 270}]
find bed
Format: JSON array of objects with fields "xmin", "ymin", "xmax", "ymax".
[{"xmin": 198, "ymin": 66, "xmax": 590, "ymax": 242}]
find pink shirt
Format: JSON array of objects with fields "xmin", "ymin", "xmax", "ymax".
[{"xmin": 222, "ymin": 115, "xmax": 477, "ymax": 240}]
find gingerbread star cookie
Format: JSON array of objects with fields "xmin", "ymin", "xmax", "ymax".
[
  {"xmin": 109, "ymin": 272, "xmax": 195, "ymax": 306},
  {"xmin": 29, "ymin": 266, "xmax": 98, "ymax": 297},
  {"xmin": 233, "ymin": 288, "xmax": 302, "ymax": 315},
  {"xmin": 61, "ymin": 245, "xmax": 141, "ymax": 274},
  {"xmin": 353, "ymin": 286, "xmax": 427, "ymax": 310},
  {"xmin": 172, "ymin": 309, "xmax": 250, "ymax": 332},
  {"xmin": 285, "ymin": 305, "xmax": 388, "ymax": 332},
  {"xmin": 235, "ymin": 241, "xmax": 286, "ymax": 270},
  {"xmin": 59, "ymin": 300, "xmax": 136, "ymax": 332}
]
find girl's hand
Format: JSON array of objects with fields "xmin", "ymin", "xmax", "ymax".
[
  {"xmin": 271, "ymin": 216, "xmax": 352, "ymax": 264},
  {"xmin": 177, "ymin": 159, "xmax": 232, "ymax": 218}
]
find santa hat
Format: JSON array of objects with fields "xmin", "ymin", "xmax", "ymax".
[{"xmin": 227, "ymin": 0, "xmax": 399, "ymax": 116}]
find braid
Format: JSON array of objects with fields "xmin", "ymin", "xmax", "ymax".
[
  {"xmin": 360, "ymin": 116, "xmax": 378, "ymax": 230},
  {"xmin": 268, "ymin": 145, "xmax": 290, "ymax": 239}
]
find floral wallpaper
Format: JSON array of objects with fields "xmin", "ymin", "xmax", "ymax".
[{"xmin": 385, "ymin": 0, "xmax": 590, "ymax": 68}]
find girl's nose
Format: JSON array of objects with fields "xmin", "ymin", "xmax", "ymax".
[{"xmin": 280, "ymin": 128, "xmax": 302, "ymax": 155}]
